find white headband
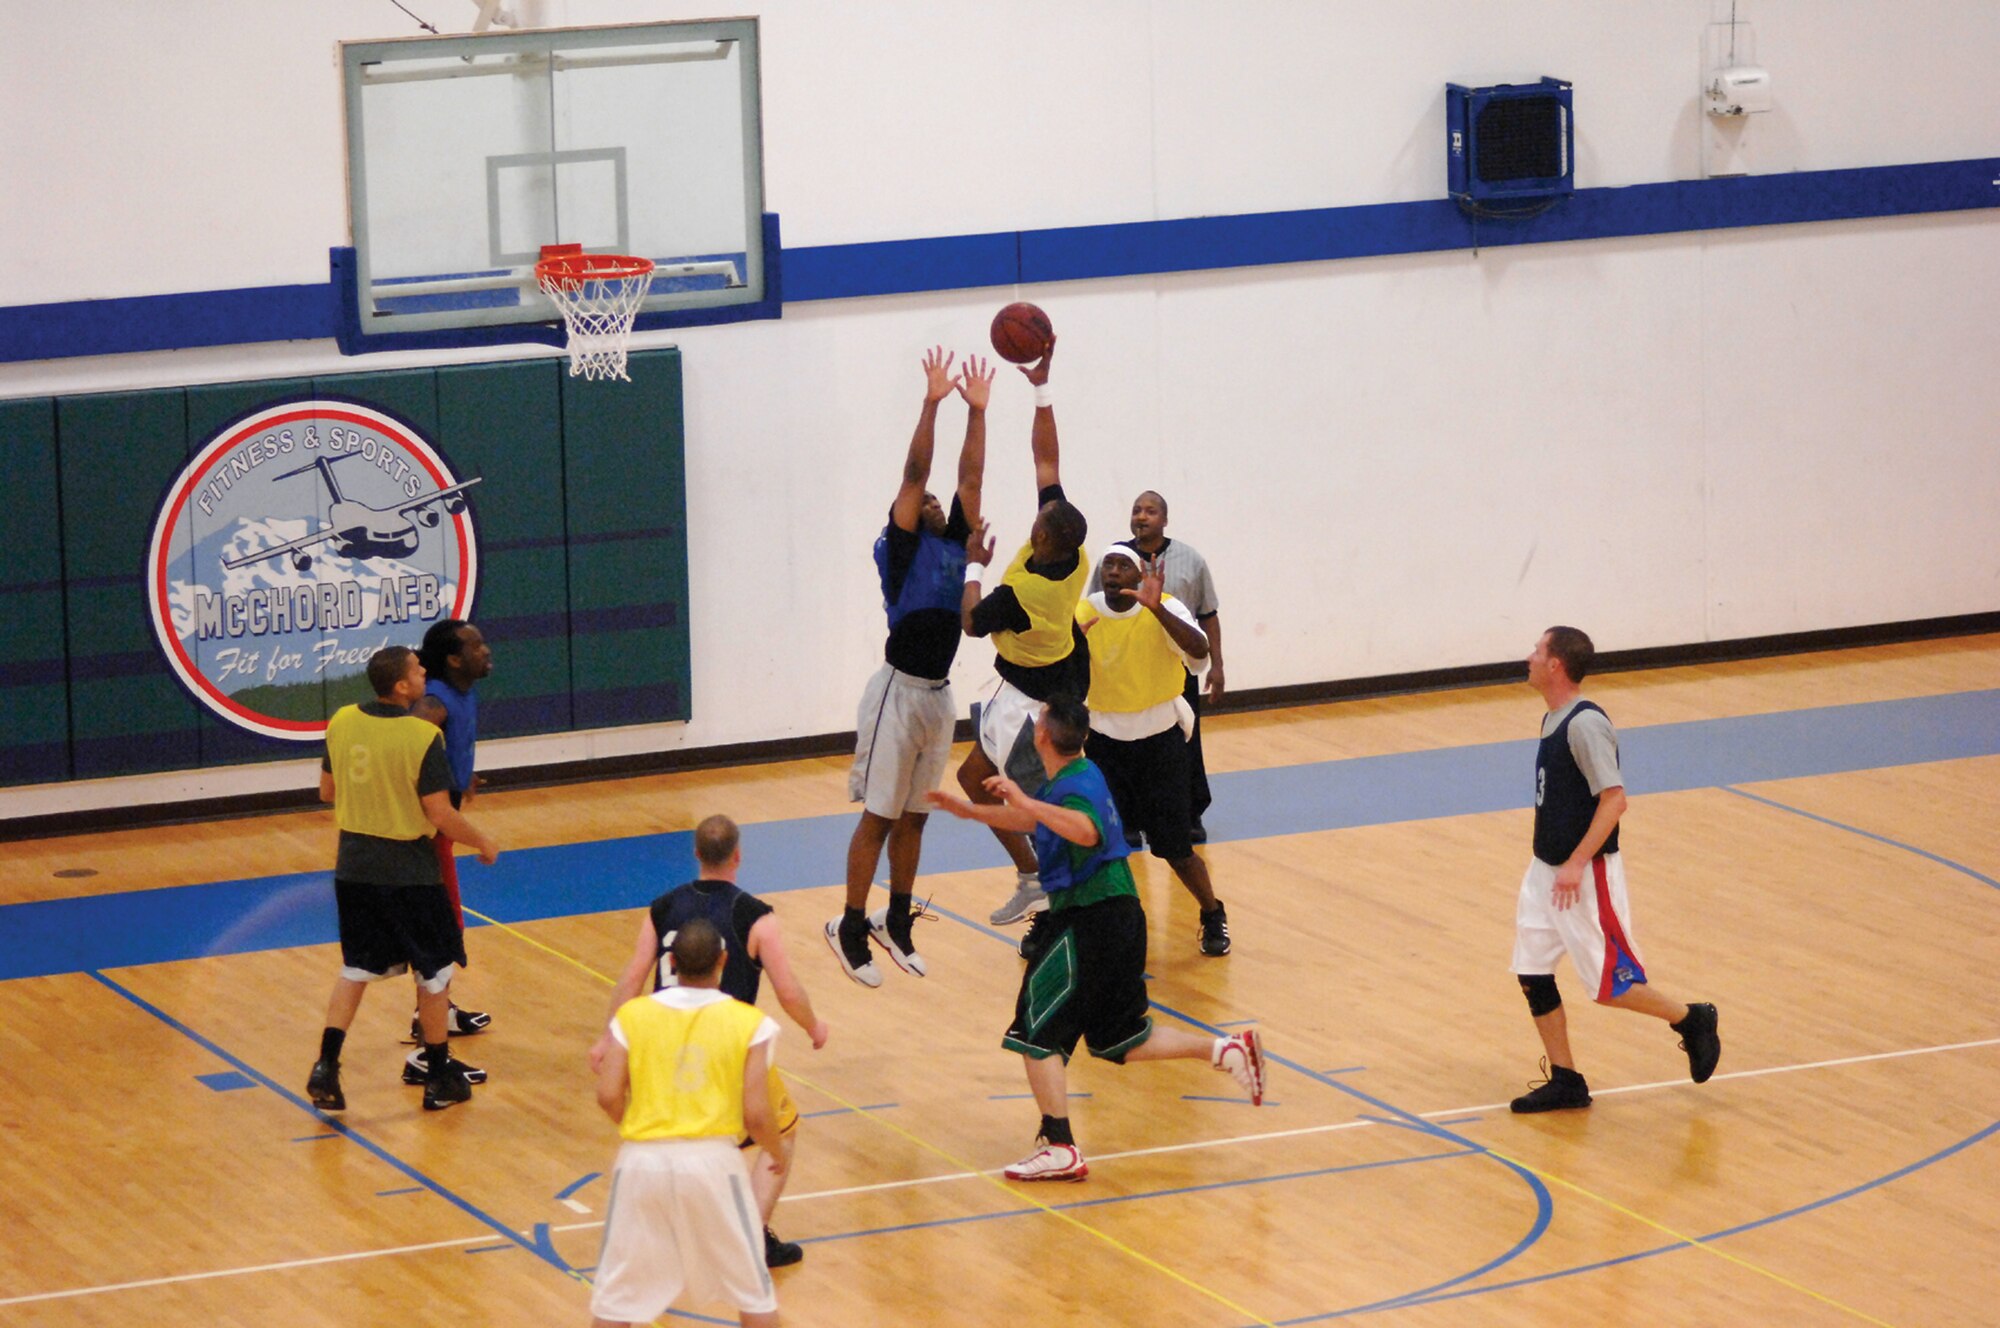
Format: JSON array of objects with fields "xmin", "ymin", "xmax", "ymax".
[{"xmin": 1099, "ymin": 544, "xmax": 1145, "ymax": 575}]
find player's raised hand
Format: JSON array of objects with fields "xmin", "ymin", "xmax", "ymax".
[
  {"xmin": 922, "ymin": 345, "xmax": 957, "ymax": 402},
  {"xmin": 1136, "ymin": 557, "xmax": 1166, "ymax": 611},
  {"xmin": 1019, "ymin": 333, "xmax": 1057, "ymax": 386},
  {"xmin": 957, "ymin": 354, "xmax": 995, "ymax": 411},
  {"xmin": 966, "ymin": 519, "xmax": 996, "ymax": 565}
]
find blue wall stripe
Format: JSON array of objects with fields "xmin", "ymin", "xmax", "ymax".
[
  {"xmin": 3, "ymin": 158, "xmax": 1994, "ymax": 363},
  {"xmin": 0, "ymin": 283, "xmax": 336, "ymax": 363},
  {"xmin": 1013, "ymin": 157, "xmax": 2000, "ymax": 286},
  {"xmin": 5, "ymin": 687, "xmax": 1995, "ymax": 982},
  {"xmin": 781, "ymin": 230, "xmax": 1023, "ymax": 301}
]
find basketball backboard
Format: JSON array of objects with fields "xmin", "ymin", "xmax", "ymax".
[{"xmin": 334, "ymin": 18, "xmax": 776, "ymax": 355}]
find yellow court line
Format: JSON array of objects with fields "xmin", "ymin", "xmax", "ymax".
[
  {"xmin": 463, "ymin": 906, "xmax": 1279, "ymax": 1328},
  {"xmin": 462, "ymin": 907, "xmax": 621, "ymax": 985},
  {"xmin": 1481, "ymin": 1144, "xmax": 1901, "ymax": 1328}
]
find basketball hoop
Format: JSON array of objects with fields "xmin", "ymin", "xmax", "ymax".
[{"xmin": 535, "ymin": 244, "xmax": 657, "ymax": 382}]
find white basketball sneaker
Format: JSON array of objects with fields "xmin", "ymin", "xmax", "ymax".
[
  {"xmin": 823, "ymin": 917, "xmax": 883, "ymax": 989},
  {"xmin": 867, "ymin": 907, "xmax": 928, "ymax": 977},
  {"xmin": 1003, "ymin": 1138, "xmax": 1089, "ymax": 1182}
]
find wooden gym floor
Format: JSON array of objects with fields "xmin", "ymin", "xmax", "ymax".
[{"xmin": 2, "ymin": 636, "xmax": 1996, "ymax": 1326}]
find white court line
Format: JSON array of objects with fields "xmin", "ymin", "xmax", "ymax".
[
  {"xmin": 774, "ymin": 1034, "xmax": 2000, "ymax": 1203},
  {"xmin": 0, "ymin": 1233, "xmax": 497, "ymax": 1307},
  {"xmin": 12, "ymin": 1034, "xmax": 1995, "ymax": 1307}
]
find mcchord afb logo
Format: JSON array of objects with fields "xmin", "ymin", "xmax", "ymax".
[{"xmin": 146, "ymin": 400, "xmax": 481, "ymax": 741}]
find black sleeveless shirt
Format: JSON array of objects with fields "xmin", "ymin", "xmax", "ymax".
[
  {"xmin": 1533, "ymin": 700, "xmax": 1620, "ymax": 866},
  {"xmin": 648, "ymin": 879, "xmax": 774, "ymax": 1004}
]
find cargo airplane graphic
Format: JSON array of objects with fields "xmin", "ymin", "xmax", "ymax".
[{"xmin": 221, "ymin": 455, "xmax": 481, "ymax": 572}]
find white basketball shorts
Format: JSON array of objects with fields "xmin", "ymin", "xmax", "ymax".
[
  {"xmin": 849, "ymin": 664, "xmax": 956, "ymax": 818},
  {"xmin": 1509, "ymin": 853, "xmax": 1649, "ymax": 1001},
  {"xmin": 589, "ymin": 1138, "xmax": 777, "ymax": 1321}
]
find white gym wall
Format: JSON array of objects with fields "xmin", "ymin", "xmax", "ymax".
[{"xmin": 1, "ymin": 0, "xmax": 1995, "ymax": 813}]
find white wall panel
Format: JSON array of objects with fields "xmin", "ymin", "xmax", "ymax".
[{"xmin": 0, "ymin": 0, "xmax": 1995, "ymax": 813}]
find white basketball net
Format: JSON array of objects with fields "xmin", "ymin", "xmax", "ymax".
[{"xmin": 537, "ymin": 258, "xmax": 656, "ymax": 382}]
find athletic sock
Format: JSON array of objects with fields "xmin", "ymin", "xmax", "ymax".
[
  {"xmin": 319, "ymin": 1027, "xmax": 346, "ymax": 1064},
  {"xmin": 425, "ymin": 1041, "xmax": 451, "ymax": 1081},
  {"xmin": 888, "ymin": 892, "xmax": 913, "ymax": 923},
  {"xmin": 842, "ymin": 905, "xmax": 867, "ymax": 931},
  {"xmin": 1039, "ymin": 1115, "xmax": 1074, "ymax": 1146}
]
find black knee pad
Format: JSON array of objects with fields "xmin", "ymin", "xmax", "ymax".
[{"xmin": 1519, "ymin": 974, "xmax": 1562, "ymax": 1017}]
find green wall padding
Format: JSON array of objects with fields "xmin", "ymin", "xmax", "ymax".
[
  {"xmin": 56, "ymin": 389, "xmax": 199, "ymax": 777},
  {"xmin": 0, "ymin": 398, "xmax": 69, "ymax": 784},
  {"xmin": 1, "ymin": 351, "xmax": 692, "ymax": 790},
  {"xmin": 436, "ymin": 359, "xmax": 572, "ymax": 736},
  {"xmin": 560, "ymin": 349, "xmax": 691, "ymax": 728}
]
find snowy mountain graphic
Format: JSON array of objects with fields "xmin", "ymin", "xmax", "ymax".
[{"xmin": 164, "ymin": 518, "xmax": 460, "ymax": 693}]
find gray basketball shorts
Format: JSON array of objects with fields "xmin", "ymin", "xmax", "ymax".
[{"xmin": 850, "ymin": 664, "xmax": 956, "ymax": 818}]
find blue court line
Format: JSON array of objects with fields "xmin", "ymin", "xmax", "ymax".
[
  {"xmin": 1722, "ymin": 786, "xmax": 2000, "ymax": 892},
  {"xmin": 1375, "ymin": 1119, "xmax": 2000, "ymax": 1318},
  {"xmin": 1136, "ymin": 993, "xmax": 1557, "ymax": 1318},
  {"xmin": 799, "ymin": 1148, "xmax": 1478, "ymax": 1247},
  {"xmin": 376, "ymin": 1186, "xmax": 422, "ymax": 1197},
  {"xmin": 930, "ymin": 897, "xmax": 1559, "ymax": 1314},
  {"xmin": 290, "ymin": 1133, "xmax": 339, "ymax": 1143},
  {"xmin": 554, "ymin": 1173, "xmax": 600, "ymax": 1201},
  {"xmin": 196, "ymin": 1070, "xmax": 255, "ymax": 1091},
  {"xmin": 802, "ymin": 1102, "xmax": 900, "ymax": 1118},
  {"xmin": 5, "ymin": 688, "xmax": 1997, "ymax": 982},
  {"xmin": 1181, "ymin": 1095, "xmax": 1276, "ymax": 1106},
  {"xmin": 88, "ymin": 969, "xmax": 739, "ymax": 1327},
  {"xmin": 465, "ymin": 1244, "xmax": 514, "ymax": 1255},
  {"xmin": 84, "ymin": 970, "xmax": 576, "ymax": 1279},
  {"xmin": 1321, "ymin": 1067, "xmax": 1367, "ymax": 1075}
]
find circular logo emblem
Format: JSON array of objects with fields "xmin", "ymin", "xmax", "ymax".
[{"xmin": 146, "ymin": 400, "xmax": 480, "ymax": 741}]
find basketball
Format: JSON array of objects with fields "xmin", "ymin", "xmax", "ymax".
[{"xmin": 989, "ymin": 302, "xmax": 1054, "ymax": 364}]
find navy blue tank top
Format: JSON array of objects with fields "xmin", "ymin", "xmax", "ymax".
[
  {"xmin": 648, "ymin": 879, "xmax": 773, "ymax": 1005},
  {"xmin": 1533, "ymin": 700, "xmax": 1620, "ymax": 865}
]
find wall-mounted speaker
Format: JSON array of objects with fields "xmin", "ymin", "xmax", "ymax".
[{"xmin": 1446, "ymin": 77, "xmax": 1573, "ymax": 206}]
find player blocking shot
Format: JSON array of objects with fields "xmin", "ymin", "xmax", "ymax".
[{"xmin": 829, "ymin": 347, "xmax": 995, "ymax": 987}]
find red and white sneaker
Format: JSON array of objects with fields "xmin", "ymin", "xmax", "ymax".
[
  {"xmin": 1003, "ymin": 1139, "xmax": 1089, "ymax": 1182},
  {"xmin": 1213, "ymin": 1028, "xmax": 1266, "ymax": 1105}
]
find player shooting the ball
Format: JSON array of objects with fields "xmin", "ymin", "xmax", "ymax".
[{"xmin": 955, "ymin": 335, "xmax": 1094, "ymax": 932}]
